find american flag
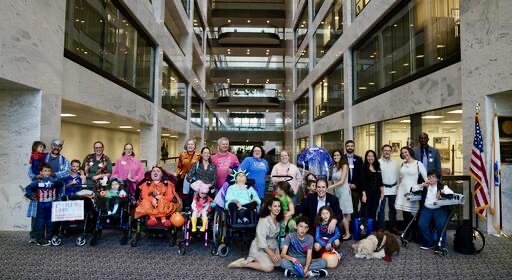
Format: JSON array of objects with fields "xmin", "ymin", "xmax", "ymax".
[{"xmin": 470, "ymin": 112, "xmax": 490, "ymax": 219}]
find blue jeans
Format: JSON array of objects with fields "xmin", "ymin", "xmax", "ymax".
[
  {"xmin": 378, "ymin": 195, "xmax": 397, "ymax": 229},
  {"xmin": 35, "ymin": 202, "xmax": 53, "ymax": 240},
  {"xmin": 280, "ymin": 256, "xmax": 327, "ymax": 272},
  {"xmin": 418, "ymin": 207, "xmax": 448, "ymax": 248}
]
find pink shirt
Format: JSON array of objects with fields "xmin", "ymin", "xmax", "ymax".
[
  {"xmin": 211, "ymin": 152, "xmax": 239, "ymax": 189},
  {"xmin": 271, "ymin": 162, "xmax": 302, "ymax": 194},
  {"xmin": 112, "ymin": 155, "xmax": 145, "ymax": 183}
]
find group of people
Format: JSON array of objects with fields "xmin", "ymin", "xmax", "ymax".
[
  {"xmin": 24, "ymin": 133, "xmax": 453, "ymax": 277},
  {"xmin": 226, "ymin": 133, "xmax": 452, "ymax": 278}
]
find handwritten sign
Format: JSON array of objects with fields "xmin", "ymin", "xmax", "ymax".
[{"xmin": 51, "ymin": 200, "xmax": 84, "ymax": 222}]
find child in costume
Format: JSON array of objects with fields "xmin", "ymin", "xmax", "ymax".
[
  {"xmin": 28, "ymin": 141, "xmax": 47, "ymax": 180},
  {"xmin": 225, "ymin": 169, "xmax": 261, "ymax": 224},
  {"xmin": 25, "ymin": 163, "xmax": 62, "ymax": 246},
  {"xmin": 98, "ymin": 177, "xmax": 127, "ymax": 215},
  {"xmin": 191, "ymin": 183, "xmax": 213, "ymax": 232},
  {"xmin": 314, "ymin": 206, "xmax": 341, "ymax": 252}
]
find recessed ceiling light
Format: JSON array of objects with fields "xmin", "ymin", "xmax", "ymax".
[
  {"xmin": 448, "ymin": 109, "xmax": 463, "ymax": 114},
  {"xmin": 266, "ymin": 20, "xmax": 270, "ymax": 23},
  {"xmin": 119, "ymin": 125, "xmax": 133, "ymax": 129},
  {"xmin": 247, "ymin": 19, "xmax": 251, "ymax": 23},
  {"xmin": 92, "ymin": 121, "xmax": 110, "ymax": 124},
  {"xmin": 266, "ymin": 109, "xmax": 269, "ymax": 112},
  {"xmin": 358, "ymin": 87, "xmax": 367, "ymax": 90},
  {"xmin": 227, "ymin": 19, "xmax": 231, "ymax": 23},
  {"xmin": 441, "ymin": 121, "xmax": 461, "ymax": 124},
  {"xmin": 170, "ymin": 135, "xmax": 178, "ymax": 138},
  {"xmin": 421, "ymin": 116, "xmax": 444, "ymax": 119},
  {"xmin": 137, "ymin": 129, "xmax": 140, "ymax": 132},
  {"xmin": 162, "ymin": 133, "xmax": 170, "ymax": 136},
  {"xmin": 61, "ymin": 113, "xmax": 77, "ymax": 117},
  {"xmin": 399, "ymin": 120, "xmax": 411, "ymax": 123}
]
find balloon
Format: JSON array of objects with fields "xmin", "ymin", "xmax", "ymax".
[{"xmin": 297, "ymin": 146, "xmax": 333, "ymax": 177}]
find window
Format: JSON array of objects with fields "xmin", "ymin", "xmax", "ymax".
[
  {"xmin": 315, "ymin": 130, "xmax": 344, "ymax": 153},
  {"xmin": 162, "ymin": 56, "xmax": 187, "ymax": 118},
  {"xmin": 193, "ymin": 3, "xmax": 204, "ymax": 48},
  {"xmin": 381, "ymin": 117, "xmax": 411, "ymax": 161},
  {"xmin": 313, "ymin": 60, "xmax": 343, "ymax": 119},
  {"xmin": 354, "ymin": 0, "xmax": 460, "ymax": 103},
  {"xmin": 181, "ymin": 0, "xmax": 189, "ymax": 15},
  {"xmin": 295, "ymin": 93, "xmax": 309, "ymax": 128},
  {"xmin": 296, "ymin": 137, "xmax": 310, "ymax": 155},
  {"xmin": 64, "ymin": 0, "xmax": 155, "ymax": 99},
  {"xmin": 355, "ymin": 0, "xmax": 372, "ymax": 17},
  {"xmin": 296, "ymin": 46, "xmax": 309, "ymax": 87},
  {"xmin": 295, "ymin": 5, "xmax": 308, "ymax": 50},
  {"xmin": 420, "ymin": 105, "xmax": 462, "ymax": 175},
  {"xmin": 354, "ymin": 123, "xmax": 377, "ymax": 155},
  {"xmin": 314, "ymin": 0, "xmax": 342, "ymax": 63},
  {"xmin": 191, "ymin": 90, "xmax": 202, "ymax": 127},
  {"xmin": 313, "ymin": 0, "xmax": 325, "ymax": 18}
]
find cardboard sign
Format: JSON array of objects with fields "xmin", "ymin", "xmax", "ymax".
[{"xmin": 51, "ymin": 200, "xmax": 84, "ymax": 222}]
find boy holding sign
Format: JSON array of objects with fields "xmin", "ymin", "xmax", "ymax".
[{"xmin": 25, "ymin": 163, "xmax": 63, "ymax": 246}]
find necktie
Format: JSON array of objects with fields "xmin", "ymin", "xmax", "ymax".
[{"xmin": 348, "ymin": 156, "xmax": 353, "ymax": 182}]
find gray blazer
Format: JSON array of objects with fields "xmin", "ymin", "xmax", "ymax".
[{"xmin": 413, "ymin": 145, "xmax": 442, "ymax": 177}]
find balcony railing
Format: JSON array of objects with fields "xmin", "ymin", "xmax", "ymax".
[{"xmin": 210, "ymin": 123, "xmax": 284, "ymax": 132}]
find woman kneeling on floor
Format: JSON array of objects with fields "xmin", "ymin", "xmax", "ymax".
[{"xmin": 228, "ymin": 197, "xmax": 283, "ymax": 272}]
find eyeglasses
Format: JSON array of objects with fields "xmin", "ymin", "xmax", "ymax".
[
  {"xmin": 383, "ymin": 149, "xmax": 392, "ymax": 152},
  {"xmin": 94, "ymin": 146, "xmax": 103, "ymax": 149}
]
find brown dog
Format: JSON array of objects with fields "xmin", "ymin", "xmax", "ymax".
[{"xmin": 375, "ymin": 231, "xmax": 400, "ymax": 262}]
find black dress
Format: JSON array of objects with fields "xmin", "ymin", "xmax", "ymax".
[{"xmin": 361, "ymin": 167, "xmax": 383, "ymax": 225}]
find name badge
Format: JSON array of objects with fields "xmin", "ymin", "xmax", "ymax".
[
  {"xmin": 349, "ymin": 164, "xmax": 354, "ymax": 169},
  {"xmin": 429, "ymin": 158, "xmax": 433, "ymax": 162}
]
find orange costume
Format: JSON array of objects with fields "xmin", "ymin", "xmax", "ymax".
[
  {"xmin": 176, "ymin": 151, "xmax": 201, "ymax": 179},
  {"xmin": 134, "ymin": 180, "xmax": 181, "ymax": 220}
]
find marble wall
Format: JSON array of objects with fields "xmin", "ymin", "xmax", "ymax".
[
  {"xmin": 0, "ymin": 89, "xmax": 42, "ymax": 231},
  {"xmin": 460, "ymin": 0, "xmax": 512, "ymax": 232}
]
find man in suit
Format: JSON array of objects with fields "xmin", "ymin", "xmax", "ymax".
[
  {"xmin": 413, "ymin": 133, "xmax": 442, "ymax": 178},
  {"xmin": 299, "ymin": 178, "xmax": 343, "ymax": 234},
  {"xmin": 343, "ymin": 140, "xmax": 363, "ymax": 220}
]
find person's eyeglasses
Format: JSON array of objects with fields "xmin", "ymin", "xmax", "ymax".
[{"xmin": 383, "ymin": 149, "xmax": 392, "ymax": 152}]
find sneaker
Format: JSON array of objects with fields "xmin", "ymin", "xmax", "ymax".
[
  {"xmin": 242, "ymin": 217, "xmax": 250, "ymax": 224},
  {"xmin": 434, "ymin": 247, "xmax": 446, "ymax": 254},
  {"xmin": 28, "ymin": 238, "xmax": 37, "ymax": 244},
  {"xmin": 284, "ymin": 269, "xmax": 297, "ymax": 278},
  {"xmin": 420, "ymin": 245, "xmax": 434, "ymax": 250},
  {"xmin": 308, "ymin": 269, "xmax": 328, "ymax": 277},
  {"xmin": 36, "ymin": 239, "xmax": 51, "ymax": 246}
]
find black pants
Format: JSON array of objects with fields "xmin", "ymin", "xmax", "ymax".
[
  {"xmin": 227, "ymin": 201, "xmax": 258, "ymax": 223},
  {"xmin": 351, "ymin": 191, "xmax": 361, "ymax": 221},
  {"xmin": 364, "ymin": 192, "xmax": 381, "ymax": 227}
]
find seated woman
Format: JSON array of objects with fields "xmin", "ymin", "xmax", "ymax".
[
  {"xmin": 134, "ymin": 166, "xmax": 182, "ymax": 227},
  {"xmin": 228, "ymin": 197, "xmax": 284, "ymax": 272},
  {"xmin": 225, "ymin": 169, "xmax": 261, "ymax": 224}
]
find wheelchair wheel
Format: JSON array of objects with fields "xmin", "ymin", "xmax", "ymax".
[
  {"xmin": 473, "ymin": 227, "xmax": 485, "ymax": 253},
  {"xmin": 51, "ymin": 236, "xmax": 62, "ymax": 246},
  {"xmin": 212, "ymin": 210, "xmax": 225, "ymax": 245},
  {"xmin": 76, "ymin": 236, "xmax": 87, "ymax": 246},
  {"xmin": 217, "ymin": 244, "xmax": 230, "ymax": 257},
  {"xmin": 211, "ymin": 244, "xmax": 218, "ymax": 256},
  {"xmin": 400, "ymin": 237, "xmax": 408, "ymax": 248}
]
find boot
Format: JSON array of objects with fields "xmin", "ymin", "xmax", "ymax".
[
  {"xmin": 200, "ymin": 217, "xmax": 207, "ymax": 232},
  {"xmin": 191, "ymin": 217, "xmax": 197, "ymax": 232}
]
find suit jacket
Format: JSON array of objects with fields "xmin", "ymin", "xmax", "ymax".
[
  {"xmin": 343, "ymin": 154, "xmax": 363, "ymax": 192},
  {"xmin": 299, "ymin": 193, "xmax": 343, "ymax": 226},
  {"xmin": 413, "ymin": 145, "xmax": 441, "ymax": 177}
]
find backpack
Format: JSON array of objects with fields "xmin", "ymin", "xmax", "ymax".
[{"xmin": 453, "ymin": 225, "xmax": 484, "ymax": 254}]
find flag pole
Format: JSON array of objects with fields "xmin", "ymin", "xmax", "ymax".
[{"xmin": 474, "ymin": 103, "xmax": 479, "ymax": 229}]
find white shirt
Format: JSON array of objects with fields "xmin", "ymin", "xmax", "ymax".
[
  {"xmin": 424, "ymin": 183, "xmax": 454, "ymax": 209},
  {"xmin": 317, "ymin": 196, "xmax": 326, "ymax": 213},
  {"xmin": 379, "ymin": 158, "xmax": 399, "ymax": 196}
]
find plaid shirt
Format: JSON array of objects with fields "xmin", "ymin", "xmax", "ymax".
[{"xmin": 186, "ymin": 161, "xmax": 217, "ymax": 186}]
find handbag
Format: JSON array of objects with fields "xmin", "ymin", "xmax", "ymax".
[
  {"xmin": 183, "ymin": 162, "xmax": 199, "ymax": 195},
  {"xmin": 352, "ymin": 205, "xmax": 374, "ymax": 241}
]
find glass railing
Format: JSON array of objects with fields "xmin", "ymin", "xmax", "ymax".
[
  {"xmin": 216, "ymin": 27, "xmax": 284, "ymax": 38},
  {"xmin": 214, "ymin": 88, "xmax": 284, "ymax": 99},
  {"xmin": 213, "ymin": 61, "xmax": 285, "ymax": 69}
]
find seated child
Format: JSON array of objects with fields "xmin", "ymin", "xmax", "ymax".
[
  {"xmin": 280, "ymin": 216, "xmax": 328, "ymax": 278},
  {"xmin": 62, "ymin": 159, "xmax": 87, "ymax": 197},
  {"xmin": 191, "ymin": 183, "xmax": 213, "ymax": 232},
  {"xmin": 304, "ymin": 173, "xmax": 317, "ymax": 198},
  {"xmin": 98, "ymin": 177, "xmax": 127, "ymax": 215},
  {"xmin": 274, "ymin": 181, "xmax": 296, "ymax": 235},
  {"xmin": 225, "ymin": 170, "xmax": 261, "ymax": 224},
  {"xmin": 25, "ymin": 163, "xmax": 62, "ymax": 246},
  {"xmin": 418, "ymin": 170, "xmax": 454, "ymax": 253},
  {"xmin": 314, "ymin": 206, "xmax": 341, "ymax": 252}
]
